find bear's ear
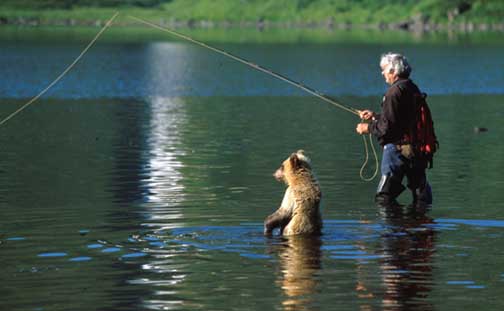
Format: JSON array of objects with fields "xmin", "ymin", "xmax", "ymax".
[
  {"xmin": 289, "ymin": 153, "xmax": 300, "ymax": 169},
  {"xmin": 295, "ymin": 150, "xmax": 311, "ymax": 166}
]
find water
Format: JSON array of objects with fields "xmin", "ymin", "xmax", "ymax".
[{"xmin": 1, "ymin": 29, "xmax": 504, "ymax": 310}]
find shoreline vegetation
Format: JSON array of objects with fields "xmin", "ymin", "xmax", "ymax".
[
  {"xmin": 1, "ymin": 0, "xmax": 504, "ymax": 33},
  {"xmin": 3, "ymin": 16, "xmax": 504, "ymax": 34}
]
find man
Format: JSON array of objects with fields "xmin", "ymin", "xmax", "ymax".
[{"xmin": 356, "ymin": 53, "xmax": 432, "ymax": 206}]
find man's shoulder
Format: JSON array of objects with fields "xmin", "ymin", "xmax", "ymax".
[
  {"xmin": 388, "ymin": 79, "xmax": 420, "ymax": 96},
  {"xmin": 385, "ymin": 82, "xmax": 403, "ymax": 97}
]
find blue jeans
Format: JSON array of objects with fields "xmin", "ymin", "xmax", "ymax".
[{"xmin": 378, "ymin": 144, "xmax": 432, "ymax": 204}]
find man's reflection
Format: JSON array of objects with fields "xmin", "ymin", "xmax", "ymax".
[
  {"xmin": 268, "ymin": 235, "xmax": 322, "ymax": 311},
  {"xmin": 378, "ymin": 205, "xmax": 436, "ymax": 310}
]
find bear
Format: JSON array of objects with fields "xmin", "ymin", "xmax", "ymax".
[{"xmin": 264, "ymin": 150, "xmax": 322, "ymax": 236}]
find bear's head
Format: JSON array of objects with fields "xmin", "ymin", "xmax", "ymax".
[{"xmin": 274, "ymin": 150, "xmax": 312, "ymax": 185}]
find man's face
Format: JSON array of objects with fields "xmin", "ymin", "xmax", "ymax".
[{"xmin": 381, "ymin": 64, "xmax": 397, "ymax": 85}]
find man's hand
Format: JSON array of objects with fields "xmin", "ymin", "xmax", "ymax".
[
  {"xmin": 357, "ymin": 110, "xmax": 375, "ymax": 121},
  {"xmin": 356, "ymin": 123, "xmax": 369, "ymax": 135}
]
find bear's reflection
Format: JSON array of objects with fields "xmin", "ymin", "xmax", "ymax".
[{"xmin": 268, "ymin": 235, "xmax": 322, "ymax": 310}]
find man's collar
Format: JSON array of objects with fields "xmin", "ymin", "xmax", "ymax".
[{"xmin": 392, "ymin": 78, "xmax": 409, "ymax": 86}]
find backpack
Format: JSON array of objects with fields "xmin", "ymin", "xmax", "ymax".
[{"xmin": 405, "ymin": 93, "xmax": 439, "ymax": 168}]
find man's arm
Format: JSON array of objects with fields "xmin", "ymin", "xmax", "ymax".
[{"xmin": 369, "ymin": 87, "xmax": 401, "ymax": 140}]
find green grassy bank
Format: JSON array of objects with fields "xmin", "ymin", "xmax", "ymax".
[
  {"xmin": 3, "ymin": 24, "xmax": 504, "ymax": 45},
  {"xmin": 1, "ymin": 0, "xmax": 503, "ymax": 29}
]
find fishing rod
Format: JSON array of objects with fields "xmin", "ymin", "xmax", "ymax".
[
  {"xmin": 128, "ymin": 16, "xmax": 378, "ymax": 181},
  {"xmin": 128, "ymin": 16, "xmax": 360, "ymax": 117}
]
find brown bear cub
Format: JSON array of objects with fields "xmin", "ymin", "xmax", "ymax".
[{"xmin": 264, "ymin": 150, "xmax": 322, "ymax": 236}]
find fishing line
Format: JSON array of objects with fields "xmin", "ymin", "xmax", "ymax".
[
  {"xmin": 128, "ymin": 16, "xmax": 379, "ymax": 181},
  {"xmin": 360, "ymin": 134, "xmax": 379, "ymax": 181},
  {"xmin": 0, "ymin": 12, "xmax": 120, "ymax": 127}
]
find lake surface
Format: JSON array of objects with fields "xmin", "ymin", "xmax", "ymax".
[{"xmin": 1, "ymin": 28, "xmax": 504, "ymax": 310}]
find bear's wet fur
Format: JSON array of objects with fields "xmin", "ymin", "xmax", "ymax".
[{"xmin": 264, "ymin": 150, "xmax": 322, "ymax": 236}]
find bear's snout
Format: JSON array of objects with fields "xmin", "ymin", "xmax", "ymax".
[{"xmin": 273, "ymin": 168, "xmax": 284, "ymax": 181}]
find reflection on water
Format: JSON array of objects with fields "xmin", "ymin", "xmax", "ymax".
[
  {"xmin": 142, "ymin": 97, "xmax": 186, "ymax": 225},
  {"xmin": 132, "ymin": 96, "xmax": 190, "ymax": 310},
  {"xmin": 121, "ymin": 213, "xmax": 503, "ymax": 310},
  {"xmin": 269, "ymin": 236, "xmax": 322, "ymax": 311},
  {"xmin": 378, "ymin": 206, "xmax": 436, "ymax": 310}
]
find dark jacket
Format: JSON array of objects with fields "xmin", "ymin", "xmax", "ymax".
[{"xmin": 370, "ymin": 78, "xmax": 421, "ymax": 146}]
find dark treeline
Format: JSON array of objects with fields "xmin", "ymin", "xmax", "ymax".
[{"xmin": 2, "ymin": 0, "xmax": 172, "ymax": 9}]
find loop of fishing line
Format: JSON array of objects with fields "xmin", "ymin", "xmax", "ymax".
[
  {"xmin": 359, "ymin": 133, "xmax": 379, "ymax": 181},
  {"xmin": 0, "ymin": 12, "xmax": 119, "ymax": 127}
]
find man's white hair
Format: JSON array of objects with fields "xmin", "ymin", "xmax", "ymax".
[{"xmin": 380, "ymin": 52, "xmax": 412, "ymax": 78}]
